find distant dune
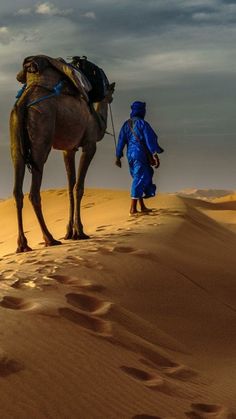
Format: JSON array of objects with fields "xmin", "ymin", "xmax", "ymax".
[
  {"xmin": 212, "ymin": 192, "xmax": 236, "ymax": 203},
  {"xmin": 0, "ymin": 188, "xmax": 235, "ymax": 418},
  {"xmin": 177, "ymin": 188, "xmax": 235, "ymax": 200}
]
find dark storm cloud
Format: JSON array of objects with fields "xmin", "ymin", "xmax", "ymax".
[{"xmin": 1, "ymin": 0, "xmax": 234, "ymax": 42}]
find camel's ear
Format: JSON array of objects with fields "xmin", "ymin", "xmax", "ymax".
[{"xmin": 23, "ymin": 56, "xmax": 48, "ymax": 74}]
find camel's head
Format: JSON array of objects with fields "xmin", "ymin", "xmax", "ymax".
[
  {"xmin": 16, "ymin": 55, "xmax": 50, "ymax": 83},
  {"xmin": 103, "ymin": 82, "xmax": 115, "ymax": 104}
]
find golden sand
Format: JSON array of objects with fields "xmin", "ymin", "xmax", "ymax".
[{"xmin": 0, "ymin": 189, "xmax": 235, "ymax": 418}]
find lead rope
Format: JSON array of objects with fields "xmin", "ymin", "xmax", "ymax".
[{"xmin": 107, "ymin": 103, "xmax": 117, "ymax": 151}]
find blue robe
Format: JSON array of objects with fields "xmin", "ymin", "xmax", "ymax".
[{"xmin": 116, "ymin": 117, "xmax": 163, "ymax": 199}]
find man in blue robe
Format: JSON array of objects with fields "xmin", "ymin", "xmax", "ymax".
[{"xmin": 116, "ymin": 101, "xmax": 164, "ymax": 214}]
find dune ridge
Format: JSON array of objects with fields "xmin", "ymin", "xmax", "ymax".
[{"xmin": 0, "ymin": 188, "xmax": 235, "ymax": 418}]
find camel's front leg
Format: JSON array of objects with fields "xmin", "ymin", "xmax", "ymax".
[
  {"xmin": 63, "ymin": 150, "xmax": 76, "ymax": 239},
  {"xmin": 29, "ymin": 165, "xmax": 62, "ymax": 247},
  {"xmin": 73, "ymin": 142, "xmax": 96, "ymax": 240}
]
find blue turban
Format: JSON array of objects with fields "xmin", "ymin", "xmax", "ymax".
[{"xmin": 130, "ymin": 101, "xmax": 146, "ymax": 119}]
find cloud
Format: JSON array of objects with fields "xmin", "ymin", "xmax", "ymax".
[
  {"xmin": 15, "ymin": 8, "xmax": 32, "ymax": 15},
  {"xmin": 35, "ymin": 2, "xmax": 72, "ymax": 16},
  {"xmin": 82, "ymin": 11, "xmax": 96, "ymax": 19},
  {"xmin": 192, "ymin": 11, "xmax": 216, "ymax": 20},
  {"xmin": 0, "ymin": 26, "xmax": 11, "ymax": 44},
  {"xmin": 192, "ymin": 1, "xmax": 236, "ymax": 22},
  {"xmin": 0, "ymin": 26, "xmax": 8, "ymax": 33}
]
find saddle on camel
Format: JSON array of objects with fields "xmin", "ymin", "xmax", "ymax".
[{"xmin": 10, "ymin": 54, "xmax": 115, "ymax": 253}]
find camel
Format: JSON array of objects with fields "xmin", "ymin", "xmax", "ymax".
[{"xmin": 10, "ymin": 55, "xmax": 115, "ymax": 253}]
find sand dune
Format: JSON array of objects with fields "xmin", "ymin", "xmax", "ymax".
[
  {"xmin": 177, "ymin": 188, "xmax": 235, "ymax": 201},
  {"xmin": 0, "ymin": 188, "xmax": 236, "ymax": 418}
]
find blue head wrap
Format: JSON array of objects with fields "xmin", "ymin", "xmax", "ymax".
[{"xmin": 130, "ymin": 101, "xmax": 146, "ymax": 119}]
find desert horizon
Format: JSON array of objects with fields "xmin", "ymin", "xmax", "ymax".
[{"xmin": 0, "ymin": 187, "xmax": 235, "ymax": 418}]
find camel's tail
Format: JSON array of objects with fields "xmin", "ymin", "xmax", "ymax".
[{"xmin": 10, "ymin": 99, "xmax": 36, "ymax": 173}]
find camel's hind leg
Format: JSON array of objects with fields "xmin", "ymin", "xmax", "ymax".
[
  {"xmin": 10, "ymin": 106, "xmax": 32, "ymax": 253},
  {"xmin": 73, "ymin": 142, "xmax": 96, "ymax": 240},
  {"xmin": 63, "ymin": 150, "xmax": 76, "ymax": 239},
  {"xmin": 13, "ymin": 157, "xmax": 32, "ymax": 253}
]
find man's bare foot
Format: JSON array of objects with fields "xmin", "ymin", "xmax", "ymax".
[
  {"xmin": 140, "ymin": 207, "xmax": 153, "ymax": 213},
  {"xmin": 129, "ymin": 210, "xmax": 139, "ymax": 216}
]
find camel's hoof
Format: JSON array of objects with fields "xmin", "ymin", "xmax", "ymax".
[
  {"xmin": 72, "ymin": 232, "xmax": 90, "ymax": 240},
  {"xmin": 16, "ymin": 245, "xmax": 33, "ymax": 253},
  {"xmin": 79, "ymin": 234, "xmax": 90, "ymax": 240},
  {"xmin": 45, "ymin": 239, "xmax": 62, "ymax": 247},
  {"xmin": 64, "ymin": 232, "xmax": 73, "ymax": 240}
]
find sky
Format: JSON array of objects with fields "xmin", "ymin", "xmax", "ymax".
[{"xmin": 0, "ymin": 0, "xmax": 236, "ymax": 198}]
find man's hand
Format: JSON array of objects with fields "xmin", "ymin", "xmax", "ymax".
[
  {"xmin": 115, "ymin": 158, "xmax": 122, "ymax": 168},
  {"xmin": 153, "ymin": 153, "xmax": 160, "ymax": 169}
]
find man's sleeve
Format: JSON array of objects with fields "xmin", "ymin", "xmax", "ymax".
[
  {"xmin": 116, "ymin": 122, "xmax": 127, "ymax": 158},
  {"xmin": 142, "ymin": 121, "xmax": 164, "ymax": 154}
]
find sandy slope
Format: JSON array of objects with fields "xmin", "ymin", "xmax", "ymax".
[{"xmin": 0, "ymin": 189, "xmax": 236, "ymax": 419}]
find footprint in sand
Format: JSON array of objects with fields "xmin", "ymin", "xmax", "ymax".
[
  {"xmin": 121, "ymin": 365, "xmax": 192, "ymax": 399},
  {"xmin": 58, "ymin": 307, "xmax": 112, "ymax": 336},
  {"xmin": 120, "ymin": 365, "xmax": 163, "ymax": 387},
  {"xmin": 112, "ymin": 245, "xmax": 137, "ymax": 253},
  {"xmin": 163, "ymin": 364, "xmax": 198, "ymax": 381},
  {"xmin": 132, "ymin": 416, "xmax": 176, "ymax": 419},
  {"xmin": 82, "ymin": 260, "xmax": 104, "ymax": 270},
  {"xmin": 77, "ymin": 282, "xmax": 106, "ymax": 292},
  {"xmin": 132, "ymin": 415, "xmax": 162, "ymax": 419},
  {"xmin": 65, "ymin": 292, "xmax": 112, "ymax": 315},
  {"xmin": 1, "ymin": 270, "xmax": 16, "ymax": 279},
  {"xmin": 31, "ymin": 259, "xmax": 54, "ymax": 266},
  {"xmin": 61, "ymin": 255, "xmax": 104, "ymax": 270},
  {"xmin": 47, "ymin": 275, "xmax": 106, "ymax": 292},
  {"xmin": 140, "ymin": 358, "xmax": 198, "ymax": 382},
  {"xmin": 35, "ymin": 265, "xmax": 53, "ymax": 274},
  {"xmin": 83, "ymin": 203, "xmax": 95, "ymax": 209},
  {"xmin": 11, "ymin": 279, "xmax": 37, "ymax": 290},
  {"xmin": 96, "ymin": 246, "xmax": 114, "ymax": 255},
  {"xmin": 5, "ymin": 260, "xmax": 15, "ymax": 265},
  {"xmin": 96, "ymin": 224, "xmax": 112, "ymax": 232},
  {"xmin": 120, "ymin": 366, "xmax": 185, "ymax": 397},
  {"xmin": 139, "ymin": 349, "xmax": 178, "ymax": 369},
  {"xmin": 0, "ymin": 296, "xmax": 37, "ymax": 311},
  {"xmin": 86, "ymin": 247, "xmax": 99, "ymax": 253},
  {"xmin": 0, "ymin": 350, "xmax": 24, "ymax": 377},
  {"xmin": 131, "ymin": 249, "xmax": 155, "ymax": 260},
  {"xmin": 63, "ymin": 255, "xmax": 85, "ymax": 263},
  {"xmin": 185, "ymin": 403, "xmax": 226, "ymax": 418},
  {"xmin": 47, "ymin": 274, "xmax": 79, "ymax": 285}
]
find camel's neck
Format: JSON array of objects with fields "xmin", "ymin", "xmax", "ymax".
[{"xmin": 93, "ymin": 101, "xmax": 108, "ymax": 138}]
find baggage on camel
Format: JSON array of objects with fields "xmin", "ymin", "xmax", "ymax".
[
  {"xmin": 16, "ymin": 55, "xmax": 109, "ymax": 105},
  {"xmin": 16, "ymin": 55, "xmax": 91, "ymax": 102},
  {"xmin": 70, "ymin": 55, "xmax": 110, "ymax": 103}
]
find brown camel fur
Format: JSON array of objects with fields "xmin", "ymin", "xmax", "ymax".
[{"xmin": 10, "ymin": 57, "xmax": 115, "ymax": 253}]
